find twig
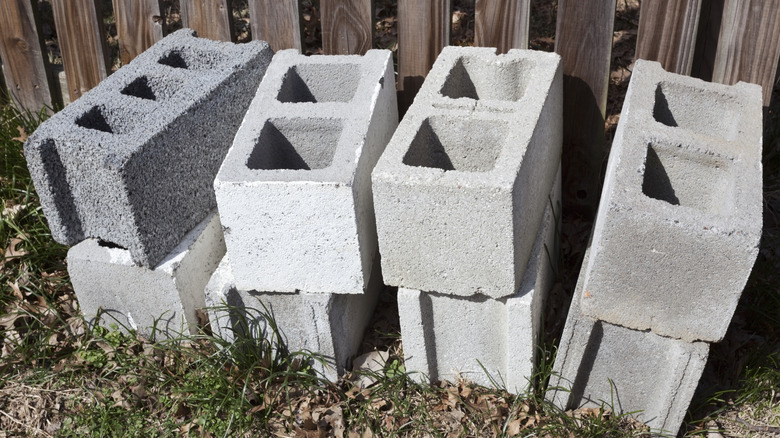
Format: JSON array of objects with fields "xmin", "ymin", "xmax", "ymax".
[{"xmin": 731, "ymin": 416, "xmax": 780, "ymax": 434}]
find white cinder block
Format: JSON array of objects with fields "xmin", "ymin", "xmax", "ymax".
[
  {"xmin": 67, "ymin": 211, "xmax": 225, "ymax": 337},
  {"xmin": 215, "ymin": 50, "xmax": 398, "ymax": 294}
]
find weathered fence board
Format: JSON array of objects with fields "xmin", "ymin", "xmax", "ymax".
[
  {"xmin": 397, "ymin": 0, "xmax": 450, "ymax": 112},
  {"xmin": 555, "ymin": 0, "xmax": 616, "ymax": 216},
  {"xmin": 0, "ymin": 0, "xmax": 59, "ymax": 111},
  {"xmin": 474, "ymin": 0, "xmax": 530, "ymax": 53},
  {"xmin": 51, "ymin": 0, "xmax": 110, "ymax": 102},
  {"xmin": 713, "ymin": 0, "xmax": 780, "ymax": 105},
  {"xmin": 636, "ymin": 0, "xmax": 701, "ymax": 74},
  {"xmin": 248, "ymin": 0, "xmax": 302, "ymax": 51},
  {"xmin": 321, "ymin": 0, "xmax": 373, "ymax": 55},
  {"xmin": 180, "ymin": 0, "xmax": 234, "ymax": 42},
  {"xmin": 112, "ymin": 0, "xmax": 165, "ymax": 65}
]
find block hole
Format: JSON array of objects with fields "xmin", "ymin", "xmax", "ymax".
[
  {"xmin": 641, "ymin": 142, "xmax": 734, "ymax": 215},
  {"xmin": 121, "ymin": 76, "xmax": 156, "ymax": 100},
  {"xmin": 158, "ymin": 48, "xmax": 226, "ymax": 71},
  {"xmin": 403, "ymin": 116, "xmax": 507, "ymax": 172},
  {"xmin": 440, "ymin": 56, "xmax": 532, "ymax": 101},
  {"xmin": 121, "ymin": 75, "xmax": 182, "ymax": 101},
  {"xmin": 247, "ymin": 118, "xmax": 342, "ymax": 170},
  {"xmin": 98, "ymin": 239, "xmax": 126, "ymax": 250},
  {"xmin": 76, "ymin": 106, "xmax": 113, "ymax": 133},
  {"xmin": 652, "ymin": 82, "xmax": 742, "ymax": 141},
  {"xmin": 277, "ymin": 64, "xmax": 361, "ymax": 103},
  {"xmin": 159, "ymin": 51, "xmax": 188, "ymax": 69},
  {"xmin": 76, "ymin": 105, "xmax": 137, "ymax": 134}
]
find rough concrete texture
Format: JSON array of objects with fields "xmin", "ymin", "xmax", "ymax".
[
  {"xmin": 204, "ymin": 254, "xmax": 383, "ymax": 382},
  {"xmin": 548, "ymin": 245, "xmax": 709, "ymax": 437},
  {"xmin": 398, "ymin": 166, "xmax": 560, "ymax": 391},
  {"xmin": 372, "ymin": 47, "xmax": 562, "ymax": 298},
  {"xmin": 24, "ymin": 29, "xmax": 273, "ymax": 268},
  {"xmin": 215, "ymin": 49, "xmax": 398, "ymax": 294},
  {"xmin": 67, "ymin": 210, "xmax": 226, "ymax": 337},
  {"xmin": 578, "ymin": 60, "xmax": 763, "ymax": 342}
]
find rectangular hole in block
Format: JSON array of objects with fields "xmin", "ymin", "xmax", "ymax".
[
  {"xmin": 75, "ymin": 105, "xmax": 138, "ymax": 135},
  {"xmin": 121, "ymin": 75, "xmax": 183, "ymax": 101},
  {"xmin": 277, "ymin": 64, "xmax": 361, "ymax": 103},
  {"xmin": 642, "ymin": 142, "xmax": 734, "ymax": 216},
  {"xmin": 402, "ymin": 116, "xmax": 507, "ymax": 172},
  {"xmin": 653, "ymin": 82, "xmax": 742, "ymax": 141},
  {"xmin": 246, "ymin": 118, "xmax": 343, "ymax": 170},
  {"xmin": 158, "ymin": 48, "xmax": 227, "ymax": 71},
  {"xmin": 440, "ymin": 56, "xmax": 532, "ymax": 101}
]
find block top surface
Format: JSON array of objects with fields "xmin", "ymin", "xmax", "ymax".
[
  {"xmin": 25, "ymin": 29, "xmax": 273, "ymax": 168},
  {"xmin": 373, "ymin": 47, "xmax": 561, "ymax": 190},
  {"xmin": 216, "ymin": 49, "xmax": 394, "ymax": 186},
  {"xmin": 601, "ymin": 59, "xmax": 762, "ymax": 237}
]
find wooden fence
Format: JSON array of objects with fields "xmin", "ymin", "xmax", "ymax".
[{"xmin": 2, "ymin": 0, "xmax": 780, "ymax": 214}]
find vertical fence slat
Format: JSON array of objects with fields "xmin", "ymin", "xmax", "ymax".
[
  {"xmin": 180, "ymin": 0, "xmax": 235, "ymax": 42},
  {"xmin": 112, "ymin": 0, "xmax": 165, "ymax": 65},
  {"xmin": 0, "ymin": 0, "xmax": 59, "ymax": 111},
  {"xmin": 636, "ymin": 0, "xmax": 702, "ymax": 74},
  {"xmin": 691, "ymin": 0, "xmax": 724, "ymax": 81},
  {"xmin": 474, "ymin": 0, "xmax": 530, "ymax": 52},
  {"xmin": 248, "ymin": 0, "xmax": 302, "ymax": 51},
  {"xmin": 397, "ymin": 0, "xmax": 451, "ymax": 113},
  {"xmin": 51, "ymin": 0, "xmax": 110, "ymax": 102},
  {"xmin": 713, "ymin": 0, "xmax": 780, "ymax": 105},
  {"xmin": 321, "ymin": 0, "xmax": 373, "ymax": 55},
  {"xmin": 555, "ymin": 0, "xmax": 616, "ymax": 216}
]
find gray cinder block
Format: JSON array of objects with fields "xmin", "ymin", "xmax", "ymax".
[
  {"xmin": 548, "ymin": 245, "xmax": 709, "ymax": 437},
  {"xmin": 204, "ymin": 254, "xmax": 383, "ymax": 382},
  {"xmin": 398, "ymin": 167, "xmax": 560, "ymax": 391},
  {"xmin": 578, "ymin": 60, "xmax": 763, "ymax": 342},
  {"xmin": 25, "ymin": 29, "xmax": 273, "ymax": 268},
  {"xmin": 214, "ymin": 49, "xmax": 398, "ymax": 294},
  {"xmin": 372, "ymin": 47, "xmax": 562, "ymax": 298},
  {"xmin": 67, "ymin": 210, "xmax": 226, "ymax": 337}
]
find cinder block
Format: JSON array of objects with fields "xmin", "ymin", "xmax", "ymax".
[
  {"xmin": 548, "ymin": 245, "xmax": 709, "ymax": 437},
  {"xmin": 25, "ymin": 29, "xmax": 273, "ymax": 268},
  {"xmin": 204, "ymin": 254, "xmax": 383, "ymax": 382},
  {"xmin": 372, "ymin": 47, "xmax": 562, "ymax": 298},
  {"xmin": 398, "ymin": 166, "xmax": 560, "ymax": 391},
  {"xmin": 67, "ymin": 210, "xmax": 226, "ymax": 337},
  {"xmin": 214, "ymin": 49, "xmax": 398, "ymax": 294},
  {"xmin": 578, "ymin": 60, "xmax": 762, "ymax": 342}
]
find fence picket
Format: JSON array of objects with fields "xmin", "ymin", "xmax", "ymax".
[
  {"xmin": 397, "ymin": 0, "xmax": 450, "ymax": 113},
  {"xmin": 555, "ymin": 0, "xmax": 616, "ymax": 216},
  {"xmin": 321, "ymin": 0, "xmax": 373, "ymax": 55},
  {"xmin": 112, "ymin": 0, "xmax": 165, "ymax": 65},
  {"xmin": 713, "ymin": 0, "xmax": 780, "ymax": 105},
  {"xmin": 248, "ymin": 0, "xmax": 302, "ymax": 51},
  {"xmin": 636, "ymin": 0, "xmax": 702, "ymax": 74},
  {"xmin": 474, "ymin": 0, "xmax": 530, "ymax": 53},
  {"xmin": 51, "ymin": 0, "xmax": 110, "ymax": 102},
  {"xmin": 0, "ymin": 0, "xmax": 59, "ymax": 111},
  {"xmin": 180, "ymin": 0, "xmax": 235, "ymax": 42}
]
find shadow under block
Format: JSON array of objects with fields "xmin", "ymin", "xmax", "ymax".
[
  {"xmin": 24, "ymin": 29, "xmax": 273, "ymax": 267},
  {"xmin": 372, "ymin": 47, "xmax": 562, "ymax": 299},
  {"xmin": 579, "ymin": 60, "xmax": 762, "ymax": 343},
  {"xmin": 204, "ymin": 254, "xmax": 383, "ymax": 382},
  {"xmin": 67, "ymin": 210, "xmax": 225, "ymax": 337},
  {"xmin": 398, "ymin": 167, "xmax": 560, "ymax": 392},
  {"xmin": 214, "ymin": 49, "xmax": 399, "ymax": 294}
]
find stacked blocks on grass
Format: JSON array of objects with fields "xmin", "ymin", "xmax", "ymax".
[
  {"xmin": 372, "ymin": 47, "xmax": 563, "ymax": 298},
  {"xmin": 204, "ymin": 255, "xmax": 383, "ymax": 382},
  {"xmin": 399, "ymin": 167, "xmax": 560, "ymax": 391},
  {"xmin": 548, "ymin": 60, "xmax": 762, "ymax": 436},
  {"xmin": 215, "ymin": 49, "xmax": 398, "ymax": 294},
  {"xmin": 68, "ymin": 211, "xmax": 226, "ymax": 337},
  {"xmin": 24, "ymin": 29, "xmax": 273, "ymax": 268},
  {"xmin": 580, "ymin": 60, "xmax": 762, "ymax": 343}
]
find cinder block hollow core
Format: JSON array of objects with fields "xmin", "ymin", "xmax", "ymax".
[
  {"xmin": 246, "ymin": 118, "xmax": 343, "ymax": 171},
  {"xmin": 157, "ymin": 47, "xmax": 227, "ymax": 70},
  {"xmin": 440, "ymin": 56, "xmax": 532, "ymax": 101},
  {"xmin": 74, "ymin": 104, "xmax": 140, "ymax": 135},
  {"xmin": 120, "ymin": 75, "xmax": 182, "ymax": 101},
  {"xmin": 277, "ymin": 64, "xmax": 361, "ymax": 103},
  {"xmin": 402, "ymin": 116, "xmax": 506, "ymax": 172},
  {"xmin": 652, "ymin": 82, "xmax": 742, "ymax": 141}
]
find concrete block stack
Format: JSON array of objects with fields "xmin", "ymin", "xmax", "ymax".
[
  {"xmin": 24, "ymin": 29, "xmax": 273, "ymax": 336},
  {"xmin": 208, "ymin": 49, "xmax": 398, "ymax": 381},
  {"xmin": 372, "ymin": 47, "xmax": 563, "ymax": 391},
  {"xmin": 548, "ymin": 60, "xmax": 763, "ymax": 436}
]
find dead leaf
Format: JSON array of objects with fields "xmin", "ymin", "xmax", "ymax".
[{"xmin": 12, "ymin": 125, "xmax": 28, "ymax": 143}]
